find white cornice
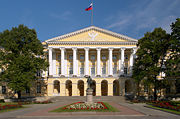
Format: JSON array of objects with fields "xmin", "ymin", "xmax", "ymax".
[
  {"xmin": 45, "ymin": 26, "xmax": 137, "ymax": 43},
  {"xmin": 47, "ymin": 41, "xmax": 137, "ymax": 45}
]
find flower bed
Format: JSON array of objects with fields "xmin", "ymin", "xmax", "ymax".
[
  {"xmin": 0, "ymin": 103, "xmax": 22, "ymax": 111},
  {"xmin": 148, "ymin": 101, "xmax": 180, "ymax": 112},
  {"xmin": 51, "ymin": 102, "xmax": 119, "ymax": 112},
  {"xmin": 63, "ymin": 102, "xmax": 108, "ymax": 110}
]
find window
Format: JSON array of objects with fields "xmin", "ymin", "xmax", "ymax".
[
  {"xmin": 69, "ymin": 55, "xmax": 73, "ymax": 60},
  {"xmin": 113, "ymin": 66, "xmax": 117, "ymax": 74},
  {"xmin": 69, "ymin": 68, "xmax": 73, "ymax": 74},
  {"xmin": 26, "ymin": 87, "xmax": 30, "ymax": 94},
  {"xmin": 91, "ymin": 67, "xmax": 95, "ymax": 75},
  {"xmin": 58, "ymin": 55, "xmax": 61, "ymax": 60},
  {"xmin": 102, "ymin": 66, "xmax": 106, "ymax": 75},
  {"xmin": 144, "ymin": 85, "xmax": 148, "ymax": 93},
  {"xmin": 80, "ymin": 55, "xmax": 84, "ymax": 60},
  {"xmin": 102, "ymin": 55, "xmax": 106, "ymax": 60},
  {"xmin": 113, "ymin": 55, "xmax": 117, "ymax": 60},
  {"xmin": 37, "ymin": 70, "xmax": 41, "ymax": 77},
  {"xmin": 91, "ymin": 55, "xmax": 95, "ymax": 60},
  {"xmin": 80, "ymin": 68, "xmax": 84, "ymax": 75},
  {"xmin": 125, "ymin": 55, "xmax": 128, "ymax": 59},
  {"xmin": 37, "ymin": 83, "xmax": 41, "ymax": 93},
  {"xmin": 2, "ymin": 86, "xmax": 6, "ymax": 94},
  {"xmin": 124, "ymin": 67, "xmax": 127, "ymax": 74},
  {"xmin": 58, "ymin": 67, "xmax": 61, "ymax": 75}
]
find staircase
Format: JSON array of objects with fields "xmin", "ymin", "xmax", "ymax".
[{"xmin": 50, "ymin": 96, "xmax": 126, "ymax": 103}]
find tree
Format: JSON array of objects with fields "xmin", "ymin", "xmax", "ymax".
[
  {"xmin": 133, "ymin": 28, "xmax": 170, "ymax": 100},
  {"xmin": 0, "ymin": 25, "xmax": 48, "ymax": 98},
  {"xmin": 165, "ymin": 18, "xmax": 180, "ymax": 80}
]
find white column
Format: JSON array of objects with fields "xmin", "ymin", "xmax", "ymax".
[
  {"xmin": 85, "ymin": 47, "xmax": 89, "ymax": 76},
  {"xmin": 72, "ymin": 47, "xmax": 77, "ymax": 76},
  {"xmin": 120, "ymin": 48, "xmax": 125, "ymax": 75},
  {"xmin": 48, "ymin": 47, "xmax": 53, "ymax": 76},
  {"xmin": 60, "ymin": 47, "xmax": 65, "ymax": 76},
  {"xmin": 130, "ymin": 48, "xmax": 137, "ymax": 75},
  {"xmin": 108, "ymin": 48, "xmax": 113, "ymax": 76},
  {"xmin": 52, "ymin": 50, "xmax": 56, "ymax": 76},
  {"xmin": 118, "ymin": 50, "xmax": 121, "ymax": 74},
  {"xmin": 96, "ymin": 48, "xmax": 101, "ymax": 77}
]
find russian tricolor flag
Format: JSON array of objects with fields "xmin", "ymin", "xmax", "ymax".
[{"xmin": 85, "ymin": 3, "xmax": 93, "ymax": 11}]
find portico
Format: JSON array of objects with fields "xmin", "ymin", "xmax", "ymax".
[{"xmin": 45, "ymin": 26, "xmax": 138, "ymax": 96}]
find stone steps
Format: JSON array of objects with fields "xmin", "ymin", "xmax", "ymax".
[{"xmin": 50, "ymin": 96, "xmax": 126, "ymax": 103}]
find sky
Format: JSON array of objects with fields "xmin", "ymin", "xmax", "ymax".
[{"xmin": 0, "ymin": 0, "xmax": 179, "ymax": 41}]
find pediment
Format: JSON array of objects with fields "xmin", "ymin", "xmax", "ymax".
[{"xmin": 46, "ymin": 26, "xmax": 137, "ymax": 43}]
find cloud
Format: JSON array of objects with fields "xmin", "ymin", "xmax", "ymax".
[
  {"xmin": 105, "ymin": 0, "xmax": 180, "ymax": 38},
  {"xmin": 50, "ymin": 11, "xmax": 72, "ymax": 21}
]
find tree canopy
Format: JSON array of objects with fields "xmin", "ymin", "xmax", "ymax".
[
  {"xmin": 133, "ymin": 28, "xmax": 170, "ymax": 100},
  {"xmin": 0, "ymin": 25, "xmax": 48, "ymax": 98},
  {"xmin": 165, "ymin": 18, "xmax": 180, "ymax": 80}
]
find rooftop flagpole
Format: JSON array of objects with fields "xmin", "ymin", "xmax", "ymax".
[{"xmin": 91, "ymin": 0, "xmax": 93, "ymax": 26}]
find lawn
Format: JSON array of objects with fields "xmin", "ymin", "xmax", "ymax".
[
  {"xmin": 50, "ymin": 102, "xmax": 119, "ymax": 112},
  {"xmin": 147, "ymin": 105, "xmax": 180, "ymax": 115}
]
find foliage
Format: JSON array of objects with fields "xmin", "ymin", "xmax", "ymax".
[
  {"xmin": 165, "ymin": 18, "xmax": 180, "ymax": 80},
  {"xmin": 133, "ymin": 28, "xmax": 170, "ymax": 100},
  {"xmin": 0, "ymin": 25, "xmax": 48, "ymax": 98}
]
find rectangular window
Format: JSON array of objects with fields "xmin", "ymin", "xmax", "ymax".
[
  {"xmin": 69, "ymin": 68, "xmax": 73, "ymax": 74},
  {"xmin": 37, "ymin": 83, "xmax": 41, "ymax": 93},
  {"xmin": 58, "ymin": 55, "xmax": 61, "ymax": 60},
  {"xmin": 102, "ymin": 67, "xmax": 106, "ymax": 75},
  {"xmin": 58, "ymin": 67, "xmax": 61, "ymax": 75},
  {"xmin": 102, "ymin": 55, "xmax": 106, "ymax": 60},
  {"xmin": 113, "ymin": 55, "xmax": 117, "ymax": 60},
  {"xmin": 91, "ymin": 67, "xmax": 95, "ymax": 75},
  {"xmin": 37, "ymin": 70, "xmax": 41, "ymax": 77},
  {"xmin": 125, "ymin": 55, "xmax": 128, "ymax": 59},
  {"xmin": 113, "ymin": 66, "xmax": 117, "ymax": 74},
  {"xmin": 2, "ymin": 86, "xmax": 6, "ymax": 94},
  {"xmin": 80, "ymin": 55, "xmax": 84, "ymax": 60},
  {"xmin": 26, "ymin": 87, "xmax": 30, "ymax": 94},
  {"xmin": 80, "ymin": 68, "xmax": 84, "ymax": 75},
  {"xmin": 144, "ymin": 85, "xmax": 148, "ymax": 93},
  {"xmin": 124, "ymin": 67, "xmax": 127, "ymax": 74},
  {"xmin": 69, "ymin": 55, "xmax": 73, "ymax": 60},
  {"xmin": 91, "ymin": 55, "xmax": 95, "ymax": 60}
]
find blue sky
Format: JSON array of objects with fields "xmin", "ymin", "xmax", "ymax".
[{"xmin": 0, "ymin": 0, "xmax": 179, "ymax": 41}]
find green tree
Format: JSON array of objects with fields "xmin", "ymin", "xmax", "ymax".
[
  {"xmin": 0, "ymin": 25, "xmax": 48, "ymax": 98},
  {"xmin": 133, "ymin": 28, "xmax": 170, "ymax": 100},
  {"xmin": 165, "ymin": 18, "xmax": 180, "ymax": 80}
]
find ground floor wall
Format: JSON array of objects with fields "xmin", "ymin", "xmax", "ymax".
[{"xmin": 47, "ymin": 77, "xmax": 135, "ymax": 96}]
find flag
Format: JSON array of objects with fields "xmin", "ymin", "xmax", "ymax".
[{"xmin": 85, "ymin": 3, "xmax": 93, "ymax": 11}]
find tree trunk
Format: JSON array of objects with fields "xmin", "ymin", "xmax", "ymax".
[
  {"xmin": 153, "ymin": 80, "xmax": 157, "ymax": 101},
  {"xmin": 17, "ymin": 91, "xmax": 21, "ymax": 99}
]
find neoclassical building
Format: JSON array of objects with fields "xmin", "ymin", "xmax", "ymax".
[{"xmin": 44, "ymin": 26, "xmax": 138, "ymax": 96}]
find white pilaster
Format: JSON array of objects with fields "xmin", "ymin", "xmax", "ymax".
[
  {"xmin": 120, "ymin": 48, "xmax": 125, "ymax": 75},
  {"xmin": 96, "ymin": 48, "xmax": 101, "ymax": 77},
  {"xmin": 72, "ymin": 47, "xmax": 77, "ymax": 76},
  {"xmin": 60, "ymin": 47, "xmax": 65, "ymax": 76},
  {"xmin": 48, "ymin": 47, "xmax": 53, "ymax": 76},
  {"xmin": 85, "ymin": 47, "xmax": 89, "ymax": 76},
  {"xmin": 108, "ymin": 48, "xmax": 113, "ymax": 76}
]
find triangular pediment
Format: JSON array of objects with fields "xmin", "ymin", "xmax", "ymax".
[{"xmin": 46, "ymin": 26, "xmax": 137, "ymax": 43}]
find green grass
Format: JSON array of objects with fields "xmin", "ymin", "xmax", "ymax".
[
  {"xmin": 147, "ymin": 105, "xmax": 180, "ymax": 115},
  {"xmin": 0, "ymin": 106, "xmax": 26, "ymax": 113},
  {"xmin": 0, "ymin": 102, "xmax": 18, "ymax": 106},
  {"xmin": 50, "ymin": 102, "xmax": 119, "ymax": 112}
]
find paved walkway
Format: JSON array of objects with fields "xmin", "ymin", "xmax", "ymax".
[{"xmin": 0, "ymin": 98, "xmax": 179, "ymax": 119}]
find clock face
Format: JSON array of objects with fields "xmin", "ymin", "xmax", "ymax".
[{"xmin": 88, "ymin": 31, "xmax": 98, "ymax": 40}]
